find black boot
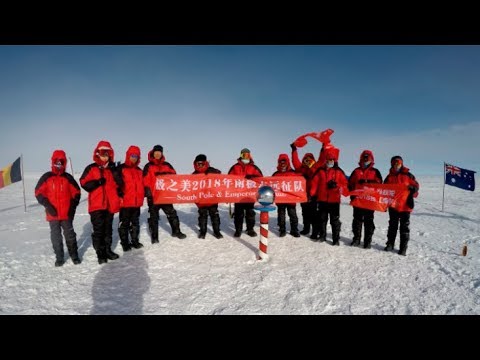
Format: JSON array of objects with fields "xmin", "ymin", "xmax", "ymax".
[
  {"xmin": 119, "ymin": 223, "xmax": 131, "ymax": 252},
  {"xmin": 130, "ymin": 225, "xmax": 143, "ymax": 249},
  {"xmin": 300, "ymin": 223, "xmax": 310, "ymax": 235},
  {"xmin": 105, "ymin": 237, "xmax": 119, "ymax": 260},
  {"xmin": 310, "ymin": 223, "xmax": 319, "ymax": 241},
  {"xmin": 363, "ymin": 223, "xmax": 375, "ymax": 249},
  {"xmin": 318, "ymin": 221, "xmax": 327, "ymax": 243},
  {"xmin": 279, "ymin": 227, "xmax": 287, "ymax": 237},
  {"xmin": 169, "ymin": 215, "xmax": 187, "ymax": 239},
  {"xmin": 351, "ymin": 218, "xmax": 362, "ymax": 247},
  {"xmin": 398, "ymin": 233, "xmax": 409, "ymax": 256},
  {"xmin": 212, "ymin": 214, "xmax": 223, "ymax": 239},
  {"xmin": 67, "ymin": 245, "xmax": 81, "ymax": 264},
  {"xmin": 331, "ymin": 218, "xmax": 341, "ymax": 246},
  {"xmin": 148, "ymin": 218, "xmax": 159, "ymax": 244}
]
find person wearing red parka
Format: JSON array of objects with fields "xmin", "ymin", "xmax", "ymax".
[
  {"xmin": 383, "ymin": 155, "xmax": 419, "ymax": 256},
  {"xmin": 35, "ymin": 150, "xmax": 81, "ymax": 267},
  {"xmin": 117, "ymin": 145, "xmax": 145, "ymax": 251},
  {"xmin": 309, "ymin": 148, "xmax": 348, "ymax": 245},
  {"xmin": 348, "ymin": 150, "xmax": 383, "ymax": 249},
  {"xmin": 80, "ymin": 140, "xmax": 123, "ymax": 264},
  {"xmin": 143, "ymin": 144, "xmax": 186, "ymax": 243},
  {"xmin": 228, "ymin": 148, "xmax": 263, "ymax": 237},
  {"xmin": 192, "ymin": 154, "xmax": 223, "ymax": 239}
]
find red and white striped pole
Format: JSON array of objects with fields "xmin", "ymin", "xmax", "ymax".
[
  {"xmin": 255, "ymin": 185, "xmax": 276, "ymax": 261},
  {"xmin": 258, "ymin": 211, "xmax": 270, "ymax": 260}
]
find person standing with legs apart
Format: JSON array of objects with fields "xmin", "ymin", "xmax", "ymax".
[
  {"xmin": 35, "ymin": 150, "xmax": 81, "ymax": 267},
  {"xmin": 117, "ymin": 145, "xmax": 144, "ymax": 251},
  {"xmin": 309, "ymin": 148, "xmax": 348, "ymax": 245},
  {"xmin": 348, "ymin": 150, "xmax": 382, "ymax": 249},
  {"xmin": 228, "ymin": 148, "xmax": 263, "ymax": 237},
  {"xmin": 383, "ymin": 156, "xmax": 419, "ymax": 256},
  {"xmin": 290, "ymin": 143, "xmax": 317, "ymax": 236},
  {"xmin": 80, "ymin": 141, "xmax": 122, "ymax": 264},
  {"xmin": 272, "ymin": 153, "xmax": 300, "ymax": 237},
  {"xmin": 192, "ymin": 154, "xmax": 223, "ymax": 239},
  {"xmin": 143, "ymin": 145, "xmax": 186, "ymax": 243}
]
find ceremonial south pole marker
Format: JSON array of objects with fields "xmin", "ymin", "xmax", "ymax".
[{"xmin": 254, "ymin": 186, "xmax": 276, "ymax": 261}]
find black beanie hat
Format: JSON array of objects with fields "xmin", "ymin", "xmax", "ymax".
[
  {"xmin": 195, "ymin": 154, "xmax": 207, "ymax": 162},
  {"xmin": 391, "ymin": 155, "xmax": 403, "ymax": 163},
  {"xmin": 153, "ymin": 145, "xmax": 163, "ymax": 153}
]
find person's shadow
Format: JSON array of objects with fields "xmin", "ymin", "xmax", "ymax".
[{"xmin": 90, "ymin": 249, "xmax": 151, "ymax": 315}]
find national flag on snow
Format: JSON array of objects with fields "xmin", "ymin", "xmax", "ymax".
[
  {"xmin": 445, "ymin": 163, "xmax": 475, "ymax": 191},
  {"xmin": 0, "ymin": 157, "xmax": 22, "ymax": 190}
]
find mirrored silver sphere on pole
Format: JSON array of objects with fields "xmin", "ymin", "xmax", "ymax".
[{"xmin": 257, "ymin": 185, "xmax": 275, "ymax": 206}]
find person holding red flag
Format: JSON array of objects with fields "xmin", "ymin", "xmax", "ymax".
[
  {"xmin": 143, "ymin": 145, "xmax": 187, "ymax": 243},
  {"xmin": 192, "ymin": 154, "xmax": 223, "ymax": 239},
  {"xmin": 309, "ymin": 147, "xmax": 348, "ymax": 245},
  {"xmin": 290, "ymin": 142, "xmax": 316, "ymax": 235},
  {"xmin": 383, "ymin": 156, "xmax": 419, "ymax": 256},
  {"xmin": 272, "ymin": 153, "xmax": 300, "ymax": 237},
  {"xmin": 348, "ymin": 150, "xmax": 383, "ymax": 249}
]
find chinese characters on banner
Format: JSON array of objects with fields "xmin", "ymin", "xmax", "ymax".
[
  {"xmin": 350, "ymin": 183, "xmax": 410, "ymax": 212},
  {"xmin": 153, "ymin": 174, "xmax": 307, "ymax": 204}
]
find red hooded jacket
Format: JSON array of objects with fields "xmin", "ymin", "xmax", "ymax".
[
  {"xmin": 142, "ymin": 147, "xmax": 177, "ymax": 200},
  {"xmin": 80, "ymin": 140, "xmax": 122, "ymax": 213},
  {"xmin": 35, "ymin": 150, "xmax": 81, "ymax": 221},
  {"xmin": 348, "ymin": 150, "xmax": 383, "ymax": 193},
  {"xmin": 310, "ymin": 148, "xmax": 348, "ymax": 203},
  {"xmin": 384, "ymin": 165, "xmax": 419, "ymax": 213},
  {"xmin": 118, "ymin": 145, "xmax": 145, "ymax": 208}
]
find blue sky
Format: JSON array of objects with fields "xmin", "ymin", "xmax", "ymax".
[{"xmin": 1, "ymin": 45, "xmax": 479, "ymax": 178}]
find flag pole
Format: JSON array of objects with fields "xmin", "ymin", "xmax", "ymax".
[
  {"xmin": 442, "ymin": 161, "xmax": 445, "ymax": 212},
  {"xmin": 21, "ymin": 154, "xmax": 27, "ymax": 213},
  {"xmin": 69, "ymin": 157, "xmax": 74, "ymax": 178}
]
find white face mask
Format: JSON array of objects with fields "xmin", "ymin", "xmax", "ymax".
[
  {"xmin": 241, "ymin": 159, "xmax": 250, "ymax": 164},
  {"xmin": 363, "ymin": 161, "xmax": 371, "ymax": 168},
  {"xmin": 326, "ymin": 160, "xmax": 334, "ymax": 168}
]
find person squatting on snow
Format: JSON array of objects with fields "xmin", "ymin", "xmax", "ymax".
[
  {"xmin": 290, "ymin": 142, "xmax": 317, "ymax": 236},
  {"xmin": 35, "ymin": 150, "xmax": 81, "ymax": 267},
  {"xmin": 117, "ymin": 145, "xmax": 145, "ymax": 251},
  {"xmin": 228, "ymin": 148, "xmax": 263, "ymax": 237},
  {"xmin": 80, "ymin": 141, "xmax": 123, "ymax": 264},
  {"xmin": 348, "ymin": 150, "xmax": 383, "ymax": 249},
  {"xmin": 143, "ymin": 145, "xmax": 186, "ymax": 243},
  {"xmin": 192, "ymin": 154, "xmax": 223, "ymax": 239},
  {"xmin": 272, "ymin": 153, "xmax": 300, "ymax": 237},
  {"xmin": 383, "ymin": 155, "xmax": 419, "ymax": 256},
  {"xmin": 309, "ymin": 148, "xmax": 348, "ymax": 245}
]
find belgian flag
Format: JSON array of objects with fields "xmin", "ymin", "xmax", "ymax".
[{"xmin": 0, "ymin": 157, "xmax": 22, "ymax": 189}]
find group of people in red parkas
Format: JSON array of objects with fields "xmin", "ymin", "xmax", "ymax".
[{"xmin": 35, "ymin": 140, "xmax": 418, "ymax": 267}]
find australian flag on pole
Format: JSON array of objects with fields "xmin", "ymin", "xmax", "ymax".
[{"xmin": 445, "ymin": 163, "xmax": 476, "ymax": 191}]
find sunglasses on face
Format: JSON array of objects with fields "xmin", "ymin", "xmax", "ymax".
[
  {"xmin": 98, "ymin": 151, "xmax": 110, "ymax": 157},
  {"xmin": 196, "ymin": 161, "xmax": 205, "ymax": 167},
  {"xmin": 240, "ymin": 152, "xmax": 251, "ymax": 160},
  {"xmin": 130, "ymin": 154, "xmax": 139, "ymax": 159}
]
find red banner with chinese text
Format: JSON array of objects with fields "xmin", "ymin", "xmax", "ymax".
[
  {"xmin": 153, "ymin": 175, "xmax": 307, "ymax": 204},
  {"xmin": 350, "ymin": 183, "xmax": 410, "ymax": 212}
]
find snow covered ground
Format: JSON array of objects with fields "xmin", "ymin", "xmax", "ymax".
[{"xmin": 0, "ymin": 173, "xmax": 479, "ymax": 314}]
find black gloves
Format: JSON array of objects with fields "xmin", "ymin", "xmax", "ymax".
[
  {"xmin": 309, "ymin": 196, "xmax": 317, "ymax": 204},
  {"xmin": 358, "ymin": 179, "xmax": 367, "ymax": 184},
  {"xmin": 68, "ymin": 199, "xmax": 78, "ymax": 219},
  {"xmin": 408, "ymin": 185, "xmax": 417, "ymax": 193},
  {"xmin": 117, "ymin": 189, "xmax": 124, "ymax": 198},
  {"xmin": 327, "ymin": 180, "xmax": 337, "ymax": 189},
  {"xmin": 290, "ymin": 143, "xmax": 297, "ymax": 151},
  {"xmin": 45, "ymin": 203, "xmax": 58, "ymax": 217},
  {"xmin": 245, "ymin": 175, "xmax": 254, "ymax": 179},
  {"xmin": 98, "ymin": 177, "xmax": 106, "ymax": 186}
]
